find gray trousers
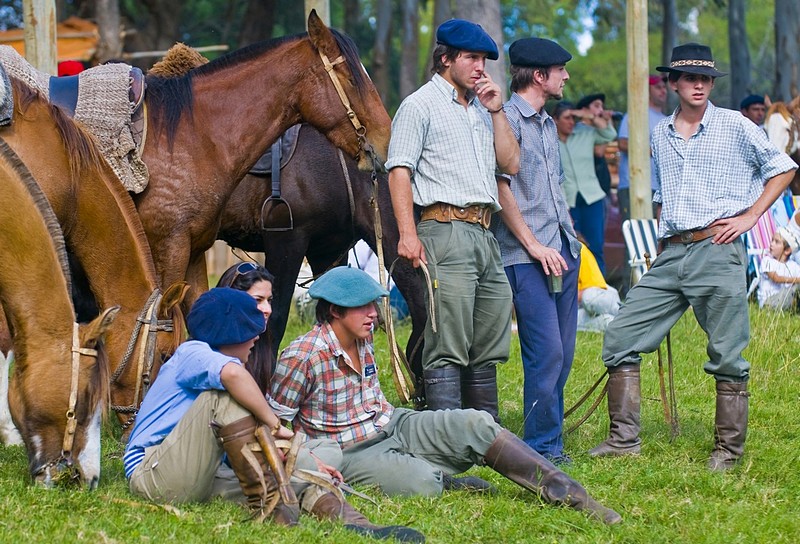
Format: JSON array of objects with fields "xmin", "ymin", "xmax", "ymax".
[
  {"xmin": 603, "ymin": 237, "xmax": 750, "ymax": 382},
  {"xmin": 340, "ymin": 408, "xmax": 500, "ymax": 497},
  {"xmin": 417, "ymin": 219, "xmax": 512, "ymax": 371},
  {"xmin": 129, "ymin": 391, "xmax": 342, "ymax": 505}
]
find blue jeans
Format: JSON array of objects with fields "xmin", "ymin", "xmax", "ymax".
[
  {"xmin": 505, "ymin": 238, "xmax": 579, "ymax": 457},
  {"xmin": 570, "ymin": 194, "xmax": 606, "ymax": 275}
]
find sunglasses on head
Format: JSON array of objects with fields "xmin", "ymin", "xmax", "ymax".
[{"xmin": 231, "ymin": 261, "xmax": 259, "ymax": 283}]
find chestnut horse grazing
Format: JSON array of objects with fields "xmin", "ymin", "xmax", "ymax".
[
  {"xmin": 137, "ymin": 10, "xmax": 391, "ymax": 306},
  {"xmin": 219, "ymin": 124, "xmax": 428, "ymax": 399},
  {"xmin": 0, "ymin": 78, "xmax": 186, "ymax": 432},
  {"xmin": 0, "ymin": 140, "xmax": 117, "ymax": 487}
]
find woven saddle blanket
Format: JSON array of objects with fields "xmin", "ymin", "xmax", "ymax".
[{"xmin": 0, "ymin": 46, "xmax": 149, "ymax": 193}]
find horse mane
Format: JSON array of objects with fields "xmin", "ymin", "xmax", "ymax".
[
  {"xmin": 145, "ymin": 28, "xmax": 368, "ymax": 144},
  {"xmin": 9, "ymin": 78, "xmax": 106, "ymax": 187},
  {"xmin": 0, "ymin": 138, "xmax": 72, "ymax": 293}
]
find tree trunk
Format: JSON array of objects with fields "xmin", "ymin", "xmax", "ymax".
[
  {"xmin": 343, "ymin": 0, "xmax": 359, "ymax": 34},
  {"xmin": 94, "ymin": 0, "xmax": 123, "ymax": 63},
  {"xmin": 775, "ymin": 0, "xmax": 800, "ymax": 101},
  {"xmin": 453, "ymin": 0, "xmax": 506, "ymax": 99},
  {"xmin": 125, "ymin": 0, "xmax": 184, "ymax": 53},
  {"xmin": 238, "ymin": 0, "xmax": 276, "ymax": 46},
  {"xmin": 424, "ymin": 0, "xmax": 453, "ymax": 76},
  {"xmin": 399, "ymin": 0, "xmax": 419, "ymax": 100},
  {"xmin": 661, "ymin": 0, "xmax": 678, "ymax": 112},
  {"xmin": 372, "ymin": 0, "xmax": 392, "ymax": 106},
  {"xmin": 728, "ymin": 0, "xmax": 750, "ymax": 109}
]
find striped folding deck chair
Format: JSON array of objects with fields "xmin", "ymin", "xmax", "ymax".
[{"xmin": 622, "ymin": 219, "xmax": 659, "ymax": 285}]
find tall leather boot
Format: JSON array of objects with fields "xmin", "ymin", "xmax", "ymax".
[
  {"xmin": 422, "ymin": 365, "xmax": 462, "ymax": 411},
  {"xmin": 310, "ymin": 492, "xmax": 425, "ymax": 543},
  {"xmin": 461, "ymin": 366, "xmax": 500, "ymax": 423},
  {"xmin": 483, "ymin": 429, "xmax": 621, "ymax": 524},
  {"xmin": 588, "ymin": 364, "xmax": 641, "ymax": 457},
  {"xmin": 213, "ymin": 415, "xmax": 300, "ymax": 526},
  {"xmin": 708, "ymin": 381, "xmax": 749, "ymax": 472}
]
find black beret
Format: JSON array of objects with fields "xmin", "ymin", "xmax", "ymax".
[
  {"xmin": 508, "ymin": 37, "xmax": 572, "ymax": 68},
  {"xmin": 436, "ymin": 19, "xmax": 498, "ymax": 60},
  {"xmin": 576, "ymin": 93, "xmax": 605, "ymax": 110},
  {"xmin": 740, "ymin": 94, "xmax": 765, "ymax": 110}
]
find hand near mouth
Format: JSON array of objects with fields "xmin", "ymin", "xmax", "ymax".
[{"xmin": 474, "ymin": 72, "xmax": 502, "ymax": 112}]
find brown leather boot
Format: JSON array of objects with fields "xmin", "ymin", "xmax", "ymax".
[
  {"xmin": 484, "ymin": 429, "xmax": 622, "ymax": 525},
  {"xmin": 708, "ymin": 381, "xmax": 749, "ymax": 472},
  {"xmin": 213, "ymin": 416, "xmax": 300, "ymax": 525},
  {"xmin": 461, "ymin": 366, "xmax": 500, "ymax": 423},
  {"xmin": 423, "ymin": 365, "xmax": 462, "ymax": 411},
  {"xmin": 588, "ymin": 364, "xmax": 642, "ymax": 457},
  {"xmin": 310, "ymin": 491, "xmax": 425, "ymax": 543}
]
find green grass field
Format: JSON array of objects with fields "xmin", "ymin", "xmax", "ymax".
[{"xmin": 2, "ymin": 304, "xmax": 799, "ymax": 543}]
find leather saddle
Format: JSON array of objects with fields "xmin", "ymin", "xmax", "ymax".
[
  {"xmin": 248, "ymin": 124, "xmax": 301, "ymax": 176},
  {"xmin": 48, "ymin": 66, "xmax": 146, "ymax": 118}
]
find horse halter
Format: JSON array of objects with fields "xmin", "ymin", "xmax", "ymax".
[
  {"xmin": 318, "ymin": 51, "xmax": 381, "ymax": 173},
  {"xmin": 110, "ymin": 289, "xmax": 174, "ymax": 431},
  {"xmin": 34, "ymin": 323, "xmax": 98, "ymax": 484}
]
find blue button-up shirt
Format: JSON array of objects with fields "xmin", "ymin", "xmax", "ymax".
[
  {"xmin": 652, "ymin": 101, "xmax": 797, "ymax": 239},
  {"xmin": 492, "ymin": 93, "xmax": 580, "ymax": 264},
  {"xmin": 385, "ymin": 73, "xmax": 501, "ymax": 211}
]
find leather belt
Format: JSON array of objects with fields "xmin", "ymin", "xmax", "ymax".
[
  {"xmin": 420, "ymin": 203, "xmax": 492, "ymax": 229},
  {"xmin": 664, "ymin": 225, "xmax": 722, "ymax": 245}
]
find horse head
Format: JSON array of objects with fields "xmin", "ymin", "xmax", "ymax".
[
  {"xmin": 12, "ymin": 307, "xmax": 118, "ymax": 489},
  {"xmin": 298, "ymin": 10, "xmax": 391, "ymax": 171}
]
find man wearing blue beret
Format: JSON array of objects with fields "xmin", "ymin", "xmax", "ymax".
[
  {"xmin": 270, "ymin": 266, "xmax": 621, "ymax": 524},
  {"xmin": 739, "ymin": 94, "xmax": 766, "ymax": 127},
  {"xmin": 125, "ymin": 288, "xmax": 423, "ymax": 541},
  {"xmin": 490, "ymin": 37, "xmax": 580, "ymax": 465},
  {"xmin": 386, "ymin": 18, "xmax": 519, "ymax": 419}
]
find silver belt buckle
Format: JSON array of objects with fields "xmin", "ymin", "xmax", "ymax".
[{"xmin": 680, "ymin": 231, "xmax": 693, "ymax": 243}]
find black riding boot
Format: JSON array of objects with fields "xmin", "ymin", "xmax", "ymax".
[
  {"xmin": 461, "ymin": 366, "xmax": 500, "ymax": 423},
  {"xmin": 422, "ymin": 365, "xmax": 462, "ymax": 411}
]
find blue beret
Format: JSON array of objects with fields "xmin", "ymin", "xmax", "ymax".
[
  {"xmin": 509, "ymin": 37, "xmax": 572, "ymax": 68},
  {"xmin": 309, "ymin": 266, "xmax": 389, "ymax": 307},
  {"xmin": 436, "ymin": 19, "xmax": 498, "ymax": 61},
  {"xmin": 187, "ymin": 288, "xmax": 265, "ymax": 348},
  {"xmin": 740, "ymin": 94, "xmax": 765, "ymax": 110}
]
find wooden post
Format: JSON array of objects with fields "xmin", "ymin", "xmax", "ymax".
[
  {"xmin": 22, "ymin": 0, "xmax": 57, "ymax": 74},
  {"xmin": 305, "ymin": 1, "xmax": 330, "ymax": 26},
  {"xmin": 626, "ymin": 0, "xmax": 653, "ymax": 220}
]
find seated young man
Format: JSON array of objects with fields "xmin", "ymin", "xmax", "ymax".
[
  {"xmin": 270, "ymin": 267, "xmax": 622, "ymax": 525},
  {"xmin": 124, "ymin": 287, "xmax": 423, "ymax": 542}
]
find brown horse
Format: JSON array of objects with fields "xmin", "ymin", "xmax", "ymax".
[
  {"xmin": 136, "ymin": 11, "xmax": 391, "ymax": 307},
  {"xmin": 0, "ymin": 78, "xmax": 186, "ymax": 432},
  {"xmin": 0, "ymin": 139, "xmax": 116, "ymax": 487},
  {"xmin": 219, "ymin": 124, "xmax": 427, "ymax": 399},
  {"xmin": 766, "ymin": 97, "xmax": 800, "ymax": 195}
]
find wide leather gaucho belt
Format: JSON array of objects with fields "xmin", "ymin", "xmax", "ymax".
[
  {"xmin": 664, "ymin": 225, "xmax": 722, "ymax": 245},
  {"xmin": 420, "ymin": 203, "xmax": 491, "ymax": 229}
]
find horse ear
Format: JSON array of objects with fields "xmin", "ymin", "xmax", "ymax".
[
  {"xmin": 307, "ymin": 9, "xmax": 337, "ymax": 55},
  {"xmin": 81, "ymin": 306, "xmax": 120, "ymax": 347},
  {"xmin": 159, "ymin": 282, "xmax": 189, "ymax": 319}
]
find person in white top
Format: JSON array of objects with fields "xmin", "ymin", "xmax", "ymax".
[{"xmin": 757, "ymin": 226, "xmax": 800, "ymax": 310}]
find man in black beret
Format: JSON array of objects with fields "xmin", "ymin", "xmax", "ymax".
[
  {"xmin": 490, "ymin": 36, "xmax": 583, "ymax": 465},
  {"xmin": 590, "ymin": 42, "xmax": 797, "ymax": 472},
  {"xmin": 386, "ymin": 19, "xmax": 519, "ymax": 417},
  {"xmin": 740, "ymin": 94, "xmax": 766, "ymax": 127}
]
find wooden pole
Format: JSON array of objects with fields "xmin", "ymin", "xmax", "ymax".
[
  {"xmin": 22, "ymin": 0, "xmax": 57, "ymax": 74},
  {"xmin": 626, "ymin": 0, "xmax": 653, "ymax": 220},
  {"xmin": 305, "ymin": 1, "xmax": 331, "ymax": 26}
]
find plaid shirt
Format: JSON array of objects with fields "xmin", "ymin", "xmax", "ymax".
[
  {"xmin": 653, "ymin": 101, "xmax": 797, "ymax": 239},
  {"xmin": 269, "ymin": 322, "xmax": 394, "ymax": 448},
  {"xmin": 384, "ymin": 73, "xmax": 501, "ymax": 211},
  {"xmin": 491, "ymin": 93, "xmax": 580, "ymax": 264}
]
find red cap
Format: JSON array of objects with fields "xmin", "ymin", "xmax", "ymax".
[
  {"xmin": 58, "ymin": 60, "xmax": 85, "ymax": 77},
  {"xmin": 649, "ymin": 74, "xmax": 667, "ymax": 86}
]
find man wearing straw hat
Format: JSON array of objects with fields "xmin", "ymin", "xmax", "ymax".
[{"xmin": 589, "ymin": 43, "xmax": 797, "ymax": 471}]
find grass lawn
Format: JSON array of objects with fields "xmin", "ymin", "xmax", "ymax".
[{"xmin": 1, "ymin": 304, "xmax": 799, "ymax": 543}]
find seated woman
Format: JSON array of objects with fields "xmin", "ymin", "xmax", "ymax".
[{"xmin": 577, "ymin": 243, "xmax": 621, "ymax": 332}]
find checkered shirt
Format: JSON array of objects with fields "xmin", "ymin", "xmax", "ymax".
[
  {"xmin": 491, "ymin": 93, "xmax": 580, "ymax": 264},
  {"xmin": 384, "ymin": 73, "xmax": 501, "ymax": 211},
  {"xmin": 269, "ymin": 322, "xmax": 394, "ymax": 448},
  {"xmin": 652, "ymin": 101, "xmax": 797, "ymax": 239}
]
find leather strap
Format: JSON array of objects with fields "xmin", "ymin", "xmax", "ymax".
[
  {"xmin": 664, "ymin": 225, "xmax": 722, "ymax": 245},
  {"xmin": 420, "ymin": 203, "xmax": 491, "ymax": 229}
]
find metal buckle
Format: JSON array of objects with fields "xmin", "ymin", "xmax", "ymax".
[{"xmin": 680, "ymin": 231, "xmax": 694, "ymax": 243}]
